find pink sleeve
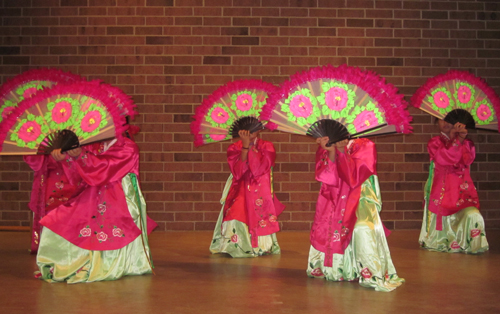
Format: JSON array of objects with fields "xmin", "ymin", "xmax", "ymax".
[
  {"xmin": 247, "ymin": 141, "xmax": 275, "ymax": 178},
  {"xmin": 23, "ymin": 155, "xmax": 47, "ymax": 172},
  {"xmin": 315, "ymin": 147, "xmax": 339, "ymax": 186},
  {"xmin": 227, "ymin": 143, "xmax": 249, "ymax": 180},
  {"xmin": 60, "ymin": 158, "xmax": 83, "ymax": 186},
  {"xmin": 429, "ymin": 137, "xmax": 475, "ymax": 166},
  {"xmin": 74, "ymin": 141, "xmax": 138, "ymax": 186},
  {"xmin": 336, "ymin": 140, "xmax": 377, "ymax": 189}
]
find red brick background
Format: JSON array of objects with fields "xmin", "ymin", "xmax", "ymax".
[{"xmin": 0, "ymin": 0, "xmax": 499, "ymax": 231}]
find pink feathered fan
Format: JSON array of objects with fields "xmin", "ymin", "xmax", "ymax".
[
  {"xmin": 411, "ymin": 70, "xmax": 500, "ymax": 131},
  {"xmin": 191, "ymin": 80, "xmax": 277, "ymax": 147},
  {"xmin": 0, "ymin": 81, "xmax": 131, "ymax": 155},
  {"xmin": 0, "ymin": 68, "xmax": 82, "ymax": 124},
  {"xmin": 261, "ymin": 64, "xmax": 412, "ymax": 146}
]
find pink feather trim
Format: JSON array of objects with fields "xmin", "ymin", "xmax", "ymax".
[
  {"xmin": 191, "ymin": 79, "xmax": 278, "ymax": 147},
  {"xmin": 411, "ymin": 70, "xmax": 500, "ymax": 132},
  {"xmin": 0, "ymin": 80, "xmax": 129, "ymax": 152},
  {"xmin": 0, "ymin": 68, "xmax": 83, "ymax": 101},
  {"xmin": 261, "ymin": 64, "xmax": 413, "ymax": 134}
]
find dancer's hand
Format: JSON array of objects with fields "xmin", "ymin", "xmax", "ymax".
[
  {"xmin": 335, "ymin": 139, "xmax": 349, "ymax": 150},
  {"xmin": 67, "ymin": 147, "xmax": 82, "ymax": 158},
  {"xmin": 451, "ymin": 122, "xmax": 467, "ymax": 142},
  {"xmin": 316, "ymin": 136, "xmax": 335, "ymax": 152},
  {"xmin": 239, "ymin": 130, "xmax": 251, "ymax": 148},
  {"xmin": 51, "ymin": 149, "xmax": 65, "ymax": 162}
]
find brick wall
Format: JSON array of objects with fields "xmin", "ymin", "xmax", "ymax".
[{"xmin": 0, "ymin": 0, "xmax": 499, "ymax": 231}]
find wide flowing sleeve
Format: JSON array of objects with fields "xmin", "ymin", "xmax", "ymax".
[
  {"xmin": 247, "ymin": 140, "xmax": 275, "ymax": 178},
  {"xmin": 73, "ymin": 140, "xmax": 138, "ymax": 186},
  {"xmin": 227, "ymin": 142, "xmax": 249, "ymax": 180},
  {"xmin": 23, "ymin": 155, "xmax": 47, "ymax": 172},
  {"xmin": 315, "ymin": 147, "xmax": 339, "ymax": 186},
  {"xmin": 336, "ymin": 139, "xmax": 377, "ymax": 189},
  {"xmin": 428, "ymin": 137, "xmax": 475, "ymax": 166}
]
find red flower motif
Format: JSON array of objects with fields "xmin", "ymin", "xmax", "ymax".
[
  {"xmin": 211, "ymin": 107, "xmax": 229, "ymax": 124},
  {"xmin": 96, "ymin": 231, "xmax": 108, "ymax": 242},
  {"xmin": 97, "ymin": 204, "xmax": 106, "ymax": 214},
  {"xmin": 81, "ymin": 110, "xmax": 102, "ymax": 133},
  {"xmin": 289, "ymin": 95, "xmax": 313, "ymax": 118},
  {"xmin": 112, "ymin": 228, "xmax": 123, "ymax": 237},
  {"xmin": 1, "ymin": 106, "xmax": 15, "ymax": 119},
  {"xmin": 457, "ymin": 86, "xmax": 472, "ymax": 103},
  {"xmin": 353, "ymin": 111, "xmax": 378, "ymax": 133},
  {"xmin": 450, "ymin": 241, "xmax": 461, "ymax": 250},
  {"xmin": 55, "ymin": 182, "xmax": 64, "ymax": 190},
  {"xmin": 235, "ymin": 94, "xmax": 253, "ymax": 111},
  {"xmin": 433, "ymin": 91, "xmax": 450, "ymax": 108},
  {"xmin": 80, "ymin": 227, "xmax": 91, "ymax": 237},
  {"xmin": 18, "ymin": 121, "xmax": 42, "ymax": 142},
  {"xmin": 470, "ymin": 229, "xmax": 481, "ymax": 238},
  {"xmin": 476, "ymin": 104, "xmax": 492, "ymax": 122},
  {"xmin": 310, "ymin": 268, "xmax": 324, "ymax": 277},
  {"xmin": 332, "ymin": 232, "xmax": 340, "ymax": 242},
  {"xmin": 210, "ymin": 134, "xmax": 226, "ymax": 141},
  {"xmin": 325, "ymin": 87, "xmax": 348, "ymax": 111},
  {"xmin": 360, "ymin": 268, "xmax": 372, "ymax": 279},
  {"xmin": 259, "ymin": 220, "xmax": 267, "ymax": 228},
  {"xmin": 51, "ymin": 101, "xmax": 73, "ymax": 124},
  {"xmin": 231, "ymin": 234, "xmax": 239, "ymax": 243},
  {"xmin": 255, "ymin": 198, "xmax": 264, "ymax": 206},
  {"xmin": 269, "ymin": 215, "xmax": 277, "ymax": 223},
  {"xmin": 23, "ymin": 87, "xmax": 38, "ymax": 99}
]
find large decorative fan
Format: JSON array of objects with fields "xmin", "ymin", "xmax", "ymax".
[
  {"xmin": 411, "ymin": 70, "xmax": 500, "ymax": 131},
  {"xmin": 0, "ymin": 81, "xmax": 130, "ymax": 155},
  {"xmin": 0, "ymin": 68, "xmax": 82, "ymax": 124},
  {"xmin": 260, "ymin": 64, "xmax": 412, "ymax": 145},
  {"xmin": 190, "ymin": 80, "xmax": 277, "ymax": 147}
]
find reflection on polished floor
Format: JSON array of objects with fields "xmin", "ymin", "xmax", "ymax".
[{"xmin": 0, "ymin": 230, "xmax": 499, "ymax": 314}]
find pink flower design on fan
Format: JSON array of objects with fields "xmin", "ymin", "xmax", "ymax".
[
  {"xmin": 289, "ymin": 95, "xmax": 313, "ymax": 118},
  {"xmin": 353, "ymin": 111, "xmax": 378, "ymax": 132},
  {"xmin": 457, "ymin": 86, "xmax": 472, "ymax": 103},
  {"xmin": 211, "ymin": 107, "xmax": 229, "ymax": 124},
  {"xmin": 52, "ymin": 101, "xmax": 73, "ymax": 124},
  {"xmin": 23, "ymin": 87, "xmax": 38, "ymax": 99},
  {"xmin": 433, "ymin": 91, "xmax": 450, "ymax": 108},
  {"xmin": 325, "ymin": 87, "xmax": 348, "ymax": 111},
  {"xmin": 210, "ymin": 134, "xmax": 226, "ymax": 141},
  {"xmin": 1, "ymin": 107, "xmax": 15, "ymax": 119},
  {"xmin": 81, "ymin": 110, "xmax": 102, "ymax": 132},
  {"xmin": 235, "ymin": 94, "xmax": 253, "ymax": 111},
  {"xmin": 476, "ymin": 104, "xmax": 492, "ymax": 121},
  {"xmin": 18, "ymin": 121, "xmax": 42, "ymax": 142}
]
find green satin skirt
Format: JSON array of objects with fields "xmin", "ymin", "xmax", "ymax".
[
  {"xmin": 209, "ymin": 174, "xmax": 280, "ymax": 258},
  {"xmin": 419, "ymin": 207, "xmax": 489, "ymax": 254},
  {"xmin": 36, "ymin": 174, "xmax": 154, "ymax": 283},
  {"xmin": 419, "ymin": 163, "xmax": 488, "ymax": 254},
  {"xmin": 307, "ymin": 175, "xmax": 404, "ymax": 292}
]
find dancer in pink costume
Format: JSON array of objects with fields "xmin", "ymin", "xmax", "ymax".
[{"xmin": 419, "ymin": 120, "xmax": 489, "ymax": 253}]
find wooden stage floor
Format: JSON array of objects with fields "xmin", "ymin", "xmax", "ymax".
[{"xmin": 1, "ymin": 230, "xmax": 499, "ymax": 314}]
